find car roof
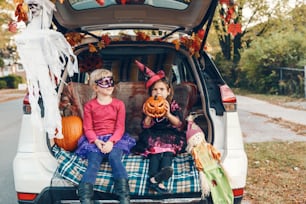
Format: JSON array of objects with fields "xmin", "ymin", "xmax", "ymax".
[{"xmin": 53, "ymin": 0, "xmax": 217, "ymax": 35}]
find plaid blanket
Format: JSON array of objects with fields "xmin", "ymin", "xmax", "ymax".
[{"xmin": 53, "ymin": 146, "xmax": 201, "ymax": 196}]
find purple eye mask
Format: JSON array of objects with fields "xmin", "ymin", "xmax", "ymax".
[{"xmin": 95, "ymin": 76, "xmax": 114, "ymax": 88}]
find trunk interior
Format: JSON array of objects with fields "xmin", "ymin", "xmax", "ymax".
[{"xmin": 49, "ymin": 42, "xmax": 213, "ymax": 202}]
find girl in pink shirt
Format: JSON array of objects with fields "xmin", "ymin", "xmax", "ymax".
[{"xmin": 75, "ymin": 69, "xmax": 135, "ymax": 204}]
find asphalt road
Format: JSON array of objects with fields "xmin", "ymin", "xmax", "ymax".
[
  {"xmin": 237, "ymin": 95, "xmax": 306, "ymax": 143},
  {"xmin": 0, "ymin": 99, "xmax": 22, "ymax": 204}
]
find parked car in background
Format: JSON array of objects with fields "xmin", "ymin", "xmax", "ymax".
[{"xmin": 13, "ymin": 0, "xmax": 247, "ymax": 203}]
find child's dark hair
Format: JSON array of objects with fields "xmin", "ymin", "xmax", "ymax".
[{"xmin": 148, "ymin": 77, "xmax": 174, "ymax": 103}]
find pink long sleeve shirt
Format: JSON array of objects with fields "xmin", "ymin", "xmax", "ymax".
[{"xmin": 83, "ymin": 98, "xmax": 126, "ymax": 144}]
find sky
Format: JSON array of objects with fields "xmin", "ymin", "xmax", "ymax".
[{"xmin": 242, "ymin": 0, "xmax": 304, "ymax": 22}]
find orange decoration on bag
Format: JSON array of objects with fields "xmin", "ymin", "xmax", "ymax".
[
  {"xmin": 143, "ymin": 95, "xmax": 167, "ymax": 118},
  {"xmin": 54, "ymin": 116, "xmax": 83, "ymax": 151}
]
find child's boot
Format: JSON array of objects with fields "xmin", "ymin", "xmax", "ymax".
[
  {"xmin": 114, "ymin": 178, "xmax": 130, "ymax": 204},
  {"xmin": 155, "ymin": 166, "xmax": 173, "ymax": 182},
  {"xmin": 77, "ymin": 182, "xmax": 94, "ymax": 204}
]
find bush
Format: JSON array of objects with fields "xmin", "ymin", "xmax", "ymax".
[
  {"xmin": 239, "ymin": 30, "xmax": 306, "ymax": 95},
  {"xmin": 0, "ymin": 75, "xmax": 24, "ymax": 89},
  {"xmin": 0, "ymin": 80, "xmax": 7, "ymax": 89},
  {"xmin": 0, "ymin": 58, "xmax": 4, "ymax": 68}
]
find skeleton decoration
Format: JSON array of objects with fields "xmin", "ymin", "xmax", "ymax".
[
  {"xmin": 15, "ymin": 0, "xmax": 78, "ymax": 138},
  {"xmin": 25, "ymin": 0, "xmax": 54, "ymax": 29}
]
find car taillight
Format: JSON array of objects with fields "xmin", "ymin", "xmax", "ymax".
[
  {"xmin": 22, "ymin": 93, "xmax": 45, "ymax": 116},
  {"xmin": 23, "ymin": 93, "xmax": 31, "ymax": 114},
  {"xmin": 17, "ymin": 192, "xmax": 37, "ymax": 201},
  {"xmin": 232, "ymin": 188, "xmax": 244, "ymax": 197},
  {"xmin": 220, "ymin": 84, "xmax": 237, "ymax": 112}
]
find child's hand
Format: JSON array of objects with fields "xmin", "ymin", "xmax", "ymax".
[
  {"xmin": 165, "ymin": 101, "xmax": 182, "ymax": 127},
  {"xmin": 142, "ymin": 102, "xmax": 151, "ymax": 116},
  {"xmin": 94, "ymin": 139, "xmax": 105, "ymax": 152},
  {"xmin": 101, "ymin": 141, "xmax": 114, "ymax": 154},
  {"xmin": 165, "ymin": 100, "xmax": 171, "ymax": 118}
]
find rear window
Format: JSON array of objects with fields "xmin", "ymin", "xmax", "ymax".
[
  {"xmin": 68, "ymin": 44, "xmax": 196, "ymax": 84},
  {"xmin": 69, "ymin": 0, "xmax": 190, "ymax": 11}
]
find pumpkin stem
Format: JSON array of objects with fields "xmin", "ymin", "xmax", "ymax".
[{"xmin": 154, "ymin": 95, "xmax": 158, "ymax": 100}]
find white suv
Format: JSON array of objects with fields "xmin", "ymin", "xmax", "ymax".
[{"xmin": 13, "ymin": 1, "xmax": 247, "ymax": 203}]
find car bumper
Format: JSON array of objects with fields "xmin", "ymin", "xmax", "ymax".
[{"xmin": 17, "ymin": 186, "xmax": 244, "ymax": 204}]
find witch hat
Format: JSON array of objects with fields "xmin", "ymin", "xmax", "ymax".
[{"xmin": 135, "ymin": 60, "xmax": 165, "ymax": 88}]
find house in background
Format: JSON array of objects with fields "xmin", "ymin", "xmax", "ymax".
[
  {"xmin": 0, "ymin": 58, "xmax": 27, "ymax": 90},
  {"xmin": 0, "ymin": 58, "xmax": 26, "ymax": 79}
]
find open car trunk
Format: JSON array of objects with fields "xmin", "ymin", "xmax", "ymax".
[
  {"xmin": 50, "ymin": 41, "xmax": 216, "ymax": 203},
  {"xmin": 13, "ymin": 1, "xmax": 247, "ymax": 204}
]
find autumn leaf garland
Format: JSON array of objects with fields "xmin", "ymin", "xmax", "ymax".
[{"xmin": 11, "ymin": 0, "xmax": 208, "ymax": 57}]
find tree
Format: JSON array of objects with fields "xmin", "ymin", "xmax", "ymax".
[
  {"xmin": 0, "ymin": 0, "xmax": 18, "ymax": 71},
  {"xmin": 0, "ymin": 0, "xmax": 15, "ymax": 49},
  {"xmin": 238, "ymin": 29, "xmax": 306, "ymax": 95},
  {"xmin": 211, "ymin": 0, "xmax": 306, "ymax": 87},
  {"xmin": 238, "ymin": 4, "xmax": 306, "ymax": 96},
  {"xmin": 0, "ymin": 57, "xmax": 4, "ymax": 68}
]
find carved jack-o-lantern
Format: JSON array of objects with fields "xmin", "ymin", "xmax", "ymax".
[{"xmin": 143, "ymin": 95, "xmax": 167, "ymax": 118}]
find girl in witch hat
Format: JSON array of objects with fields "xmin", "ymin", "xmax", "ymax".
[{"xmin": 133, "ymin": 60, "xmax": 186, "ymax": 194}]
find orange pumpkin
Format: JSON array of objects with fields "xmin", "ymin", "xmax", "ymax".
[
  {"xmin": 143, "ymin": 95, "xmax": 167, "ymax": 118},
  {"xmin": 54, "ymin": 116, "xmax": 83, "ymax": 151}
]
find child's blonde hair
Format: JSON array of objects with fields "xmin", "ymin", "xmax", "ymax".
[{"xmin": 89, "ymin": 69, "xmax": 113, "ymax": 86}]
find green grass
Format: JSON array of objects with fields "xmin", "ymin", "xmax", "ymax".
[
  {"xmin": 238, "ymin": 91, "xmax": 306, "ymax": 203},
  {"xmin": 244, "ymin": 142, "xmax": 306, "ymax": 203}
]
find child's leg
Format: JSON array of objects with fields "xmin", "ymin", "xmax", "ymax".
[
  {"xmin": 108, "ymin": 147, "xmax": 130, "ymax": 204},
  {"xmin": 148, "ymin": 153, "xmax": 161, "ymax": 178},
  {"xmin": 81, "ymin": 152, "xmax": 104, "ymax": 184},
  {"xmin": 148, "ymin": 153, "xmax": 172, "ymax": 194},
  {"xmin": 155, "ymin": 152, "xmax": 174, "ymax": 183},
  {"xmin": 78, "ymin": 152, "xmax": 104, "ymax": 203},
  {"xmin": 160, "ymin": 152, "xmax": 174, "ymax": 170},
  {"xmin": 108, "ymin": 147, "xmax": 128, "ymax": 179}
]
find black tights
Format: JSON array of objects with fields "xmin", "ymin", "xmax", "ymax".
[{"xmin": 148, "ymin": 152, "xmax": 174, "ymax": 180}]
